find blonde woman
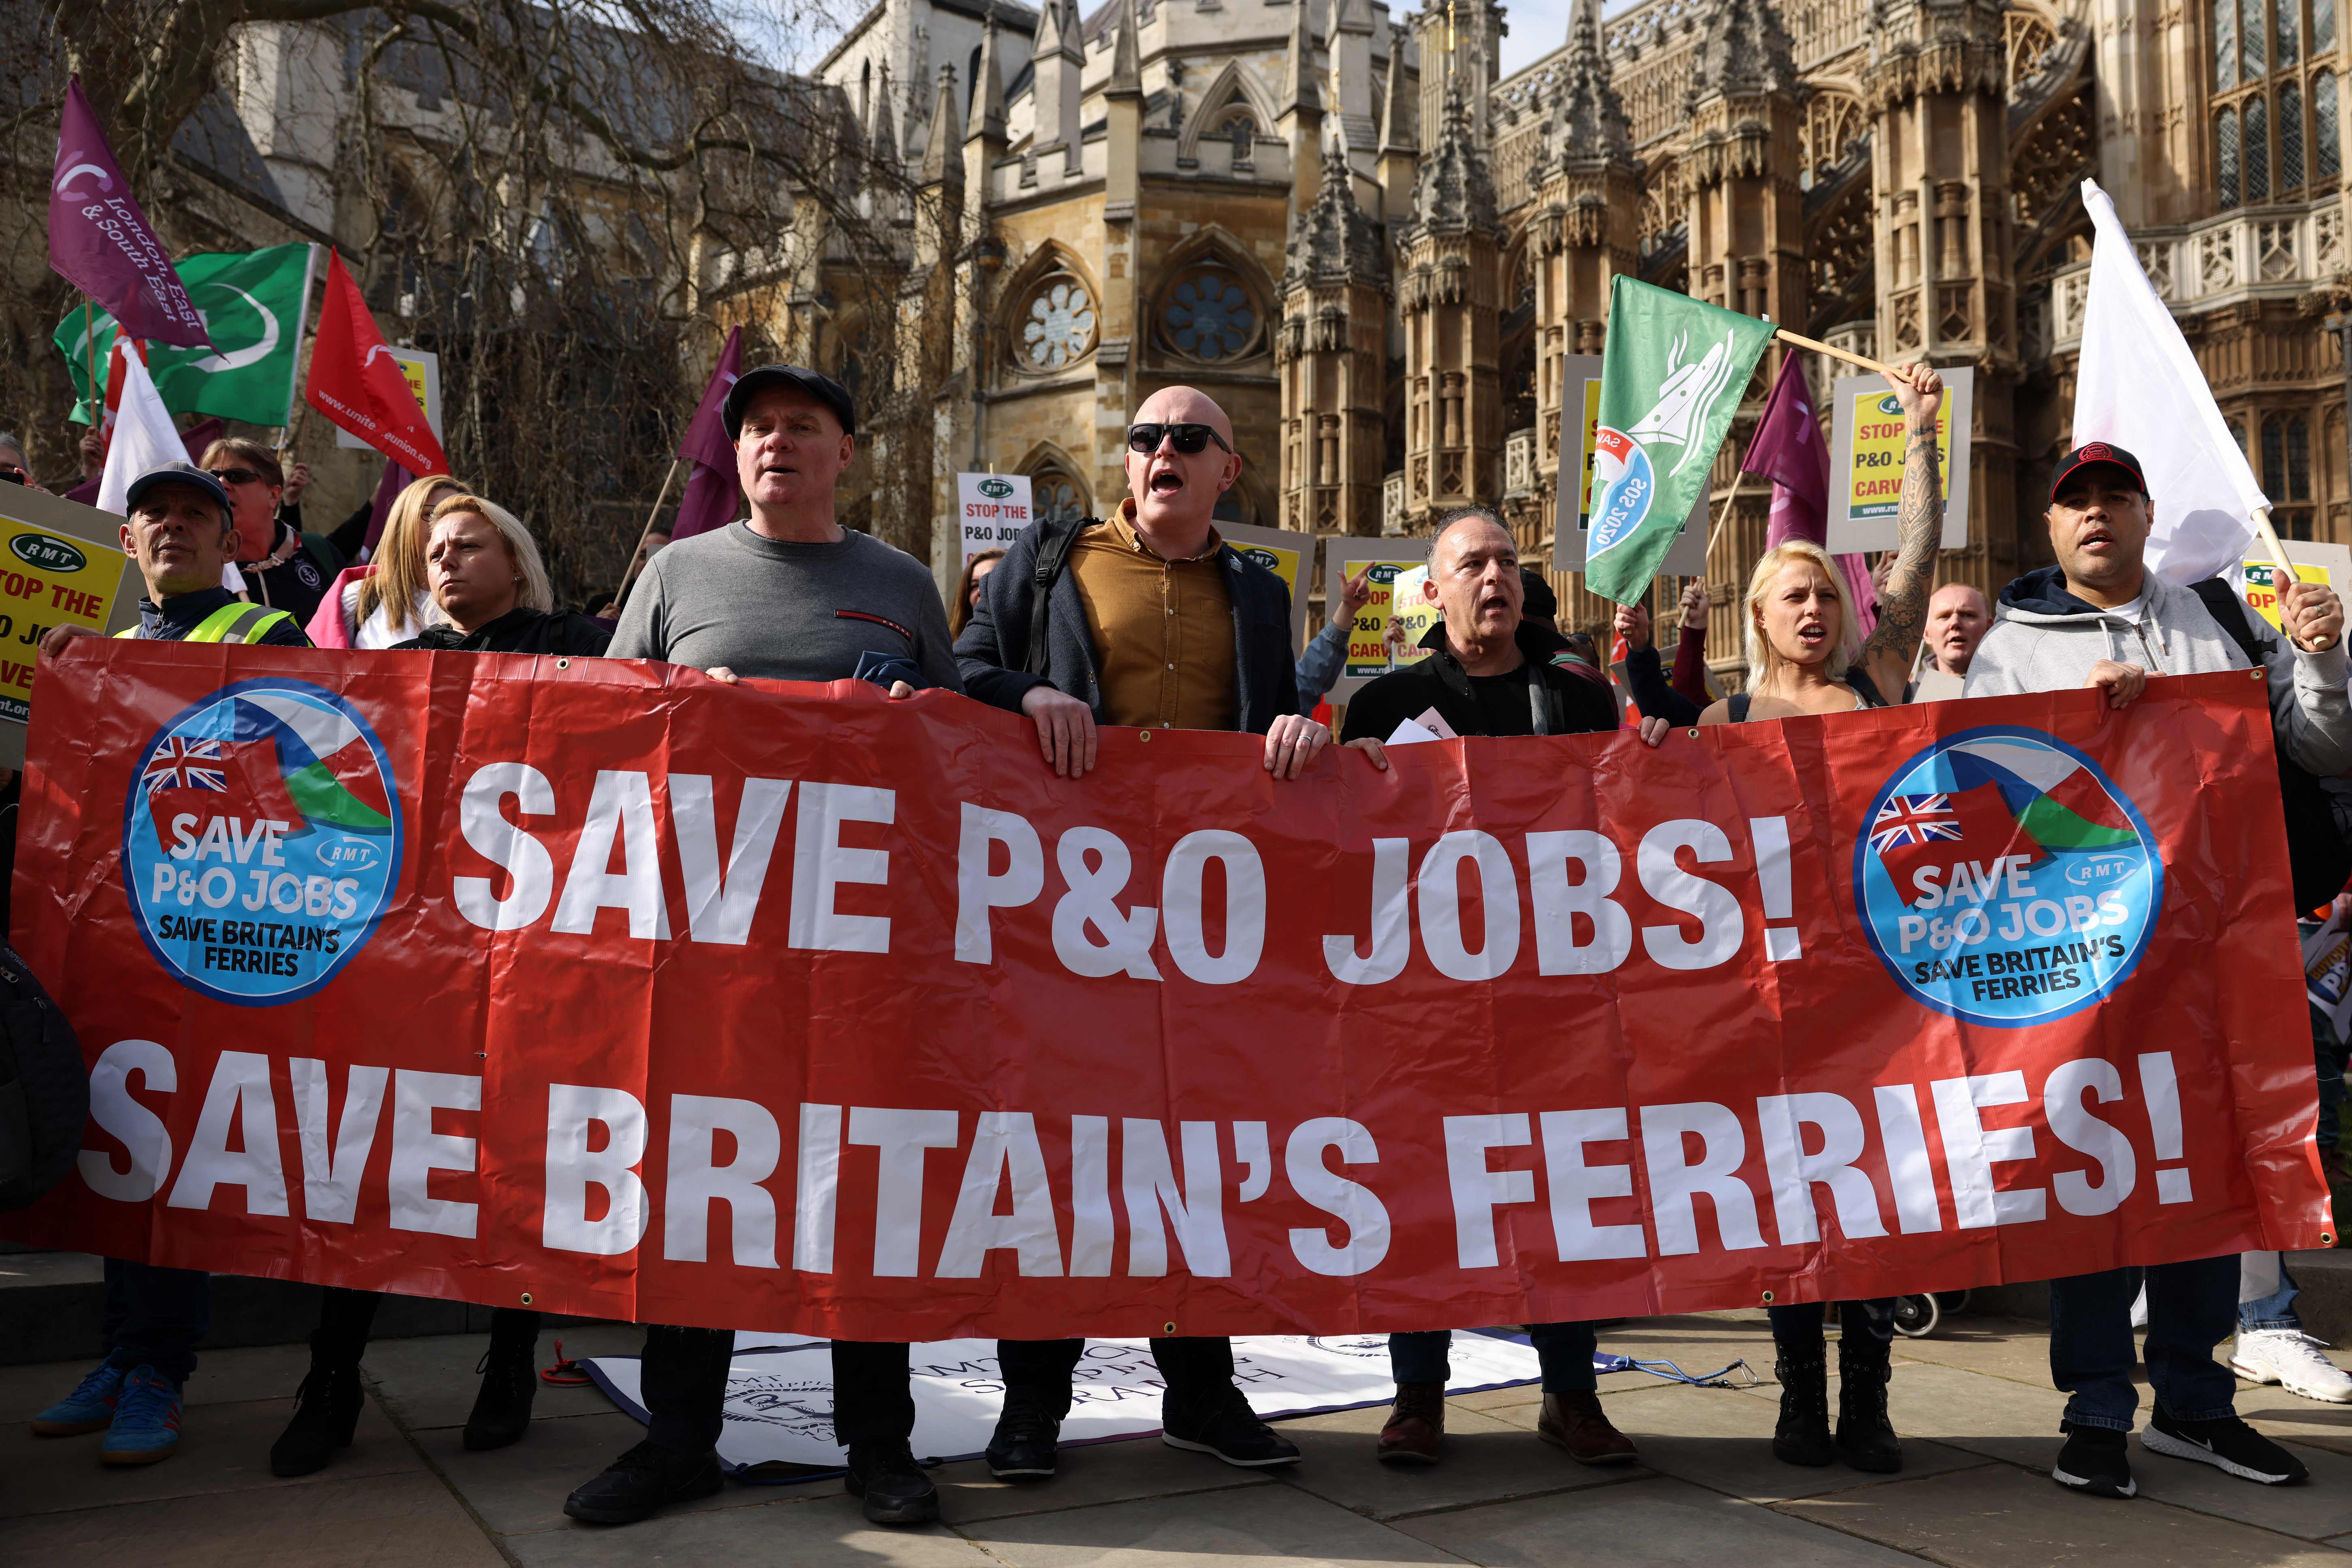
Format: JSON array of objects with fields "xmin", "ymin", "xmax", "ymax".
[
  {"xmin": 393, "ymin": 494, "xmax": 609, "ymax": 655},
  {"xmin": 1697, "ymin": 359, "xmax": 1945, "ymax": 1475},
  {"xmin": 309, "ymin": 475, "xmax": 467, "ymax": 648}
]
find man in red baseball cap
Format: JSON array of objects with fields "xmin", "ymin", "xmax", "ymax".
[{"xmin": 1968, "ymin": 441, "xmax": 2352, "ymax": 1500}]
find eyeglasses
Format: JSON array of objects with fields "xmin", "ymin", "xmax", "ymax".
[
  {"xmin": 207, "ymin": 467, "xmax": 268, "ymax": 487},
  {"xmin": 0, "ymin": 468, "xmax": 23, "ymax": 486},
  {"xmin": 1127, "ymin": 423, "xmax": 1234, "ymax": 457}
]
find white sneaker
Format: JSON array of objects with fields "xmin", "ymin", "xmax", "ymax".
[{"xmin": 2230, "ymin": 1328, "xmax": 2352, "ymax": 1403}]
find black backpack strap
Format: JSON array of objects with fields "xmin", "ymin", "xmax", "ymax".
[
  {"xmin": 1845, "ymin": 667, "xmax": 1887, "ymax": 708},
  {"xmin": 1023, "ymin": 516, "xmax": 1090, "ymax": 678},
  {"xmin": 1729, "ymin": 692, "xmax": 1751, "ymax": 724},
  {"xmin": 2190, "ymin": 577, "xmax": 2267, "ymax": 669}
]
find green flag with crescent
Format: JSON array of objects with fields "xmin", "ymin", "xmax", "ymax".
[
  {"xmin": 1583, "ymin": 276, "xmax": 1776, "ymax": 605},
  {"xmin": 56, "ymin": 243, "xmax": 315, "ymax": 426}
]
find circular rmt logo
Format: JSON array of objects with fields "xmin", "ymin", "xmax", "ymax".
[
  {"xmin": 1853, "ymin": 725, "xmax": 2161, "ymax": 1028},
  {"xmin": 121, "ymin": 679, "xmax": 402, "ymax": 1006}
]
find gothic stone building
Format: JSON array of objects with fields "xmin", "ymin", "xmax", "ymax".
[{"xmin": 805, "ymin": 0, "xmax": 2352, "ymax": 671}]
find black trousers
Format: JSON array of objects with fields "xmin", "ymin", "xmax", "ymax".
[
  {"xmin": 639, "ymin": 1323, "xmax": 735, "ymax": 1453},
  {"xmin": 313, "ymin": 1287, "xmax": 540, "ymax": 1366},
  {"xmin": 998, "ymin": 1336, "xmax": 1234, "ymax": 1423}
]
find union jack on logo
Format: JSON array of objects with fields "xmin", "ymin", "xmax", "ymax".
[
  {"xmin": 141, "ymin": 735, "xmax": 224, "ymax": 793},
  {"xmin": 1871, "ymin": 793, "xmax": 1963, "ymax": 853}
]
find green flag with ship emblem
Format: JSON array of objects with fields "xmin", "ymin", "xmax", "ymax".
[{"xmin": 1583, "ymin": 276, "xmax": 1775, "ymax": 605}]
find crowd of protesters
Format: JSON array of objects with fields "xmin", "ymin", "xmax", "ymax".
[{"xmin": 13, "ymin": 349, "xmax": 2352, "ymax": 1526}]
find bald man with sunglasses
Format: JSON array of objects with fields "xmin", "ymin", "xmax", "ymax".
[{"xmin": 956, "ymin": 386, "xmax": 1344, "ymax": 1483}]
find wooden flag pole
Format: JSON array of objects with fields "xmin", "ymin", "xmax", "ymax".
[
  {"xmin": 608, "ymin": 456, "xmax": 683, "ymax": 610},
  {"xmin": 2251, "ymin": 504, "xmax": 2332, "ymax": 652},
  {"xmin": 1702, "ymin": 468, "xmax": 1749, "ymax": 567},
  {"xmin": 1771, "ymin": 326, "xmax": 1899, "ymax": 378}
]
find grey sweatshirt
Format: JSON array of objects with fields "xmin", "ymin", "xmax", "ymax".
[
  {"xmin": 608, "ymin": 521, "xmax": 964, "ymax": 692},
  {"xmin": 1965, "ymin": 563, "xmax": 2352, "ymax": 776}
]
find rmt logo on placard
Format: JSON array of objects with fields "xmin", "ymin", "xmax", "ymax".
[
  {"xmin": 120, "ymin": 678, "xmax": 403, "ymax": 1006},
  {"xmin": 10, "ymin": 532, "xmax": 86, "ymax": 574},
  {"xmin": 1852, "ymin": 726, "xmax": 2161, "ymax": 1027},
  {"xmin": 977, "ymin": 476, "xmax": 1015, "ymax": 501}
]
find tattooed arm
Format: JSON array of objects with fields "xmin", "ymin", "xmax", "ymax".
[{"xmin": 1856, "ymin": 362, "xmax": 1947, "ymax": 702}]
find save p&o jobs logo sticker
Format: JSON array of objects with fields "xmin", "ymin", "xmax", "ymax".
[
  {"xmin": 121, "ymin": 678, "xmax": 402, "ymax": 1006},
  {"xmin": 1853, "ymin": 725, "xmax": 2161, "ymax": 1027}
]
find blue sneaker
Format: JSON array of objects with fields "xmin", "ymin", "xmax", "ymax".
[
  {"xmin": 31, "ymin": 1361, "xmax": 124, "ymax": 1436},
  {"xmin": 99, "ymin": 1365, "xmax": 182, "ymax": 1465}
]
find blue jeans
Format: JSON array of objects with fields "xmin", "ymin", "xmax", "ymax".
[
  {"xmin": 2049, "ymin": 1257, "xmax": 2237, "ymax": 1432},
  {"xmin": 1768, "ymin": 1299, "xmax": 1896, "ymax": 1347},
  {"xmin": 101, "ymin": 1258, "xmax": 209, "ymax": 1386},
  {"xmin": 1391, "ymin": 1324, "xmax": 1596, "ymax": 1393},
  {"xmin": 2239, "ymin": 1258, "xmax": 2303, "ymax": 1333}
]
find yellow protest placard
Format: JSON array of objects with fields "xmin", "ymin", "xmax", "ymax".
[
  {"xmin": 0, "ymin": 486, "xmax": 141, "ymax": 764},
  {"xmin": 1219, "ymin": 521, "xmax": 1317, "ymax": 652},
  {"xmin": 2243, "ymin": 558, "xmax": 2331, "ymax": 631},
  {"xmin": 1845, "ymin": 387, "xmax": 1951, "ymax": 523},
  {"xmin": 1345, "ymin": 558, "xmax": 1440, "ymax": 679}
]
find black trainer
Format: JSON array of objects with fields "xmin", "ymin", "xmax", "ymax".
[
  {"xmin": 1161, "ymin": 1390, "xmax": 1302, "ymax": 1468},
  {"xmin": 984, "ymin": 1396, "xmax": 1061, "ymax": 1480},
  {"xmin": 463, "ymin": 1336, "xmax": 539, "ymax": 1451},
  {"xmin": 846, "ymin": 1440, "xmax": 941, "ymax": 1523},
  {"xmin": 2141, "ymin": 1406, "xmax": 2310, "ymax": 1485},
  {"xmin": 2052, "ymin": 1421, "xmax": 2136, "ymax": 1498},
  {"xmin": 562, "ymin": 1440, "xmax": 724, "ymax": 1525}
]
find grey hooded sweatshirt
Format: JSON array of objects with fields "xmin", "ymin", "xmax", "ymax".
[{"xmin": 1964, "ymin": 563, "xmax": 2352, "ymax": 777}]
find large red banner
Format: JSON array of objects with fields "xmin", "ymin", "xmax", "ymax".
[{"xmin": 5, "ymin": 643, "xmax": 2330, "ymax": 1338}]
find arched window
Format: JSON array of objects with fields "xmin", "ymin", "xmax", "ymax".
[
  {"xmin": 1014, "ymin": 271, "xmax": 1097, "ymax": 371},
  {"xmin": 2320, "ymin": 70, "xmax": 2342, "ymax": 176},
  {"xmin": 2284, "ymin": 78, "xmax": 2307, "ymax": 186},
  {"xmin": 1155, "ymin": 263, "xmax": 1266, "ymax": 362},
  {"xmin": 2219, "ymin": 106, "xmax": 2243, "ymax": 208},
  {"xmin": 2248, "ymin": 92, "xmax": 2273, "ymax": 200},
  {"xmin": 2264, "ymin": 412, "xmax": 2313, "ymax": 499},
  {"xmin": 2219, "ymin": 0, "xmax": 2239, "ymax": 89},
  {"xmin": 2246, "ymin": 0, "xmax": 2269, "ymax": 77},
  {"xmin": 1031, "ymin": 467, "xmax": 1089, "ymax": 524}
]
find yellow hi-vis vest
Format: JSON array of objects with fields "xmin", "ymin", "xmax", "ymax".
[{"xmin": 113, "ymin": 603, "xmax": 296, "ymax": 644}]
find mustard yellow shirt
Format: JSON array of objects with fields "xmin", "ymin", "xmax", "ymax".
[{"xmin": 1066, "ymin": 500, "xmax": 1239, "ymax": 731}]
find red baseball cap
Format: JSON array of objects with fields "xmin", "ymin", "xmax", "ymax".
[{"xmin": 2050, "ymin": 443, "xmax": 2148, "ymax": 503}]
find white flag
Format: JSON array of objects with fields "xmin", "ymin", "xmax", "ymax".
[
  {"xmin": 2073, "ymin": 179, "xmax": 2268, "ymax": 584},
  {"xmin": 94, "ymin": 349, "xmax": 191, "ymax": 516}
]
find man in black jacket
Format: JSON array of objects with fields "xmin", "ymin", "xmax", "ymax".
[
  {"xmin": 1341, "ymin": 509, "xmax": 1621, "ymax": 750},
  {"xmin": 955, "ymin": 386, "xmax": 1344, "ymax": 1483},
  {"xmin": 1337, "ymin": 506, "xmax": 1645, "ymax": 1471}
]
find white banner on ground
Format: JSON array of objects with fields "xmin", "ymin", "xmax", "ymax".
[
  {"xmin": 584, "ymin": 1333, "xmax": 1541, "ymax": 1476},
  {"xmin": 958, "ymin": 473, "xmax": 1034, "ymax": 565}
]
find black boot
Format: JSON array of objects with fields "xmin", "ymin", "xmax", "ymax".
[
  {"xmin": 464, "ymin": 1310, "xmax": 541, "ymax": 1451},
  {"xmin": 1834, "ymin": 1332, "xmax": 1902, "ymax": 1473},
  {"xmin": 846, "ymin": 1439, "xmax": 940, "ymax": 1524},
  {"xmin": 269, "ymin": 1332, "xmax": 368, "ymax": 1477},
  {"xmin": 1771, "ymin": 1341, "xmax": 1834, "ymax": 1468}
]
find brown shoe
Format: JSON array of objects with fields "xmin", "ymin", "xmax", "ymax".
[
  {"xmin": 1377, "ymin": 1381, "xmax": 1446, "ymax": 1464},
  {"xmin": 1537, "ymin": 1390, "xmax": 1638, "ymax": 1465}
]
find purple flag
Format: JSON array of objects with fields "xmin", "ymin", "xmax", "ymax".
[
  {"xmin": 671, "ymin": 327, "xmax": 745, "ymax": 540},
  {"xmin": 49, "ymin": 79, "xmax": 209, "ymax": 348},
  {"xmin": 363, "ymin": 458, "xmax": 418, "ymax": 554},
  {"xmin": 1743, "ymin": 352, "xmax": 1877, "ymax": 637}
]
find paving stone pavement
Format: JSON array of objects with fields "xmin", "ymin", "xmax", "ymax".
[{"xmin": 7, "ymin": 1310, "xmax": 2352, "ymax": 1565}]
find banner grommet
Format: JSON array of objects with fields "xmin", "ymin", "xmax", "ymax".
[
  {"xmin": 521, "ymin": 1292, "xmax": 533, "ymax": 1305},
  {"xmin": 1163, "ymin": 1321, "xmax": 1176, "ymax": 1334},
  {"xmin": 1760, "ymin": 1290, "xmax": 1775, "ymax": 1304}
]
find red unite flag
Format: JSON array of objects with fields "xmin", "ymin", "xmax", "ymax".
[
  {"xmin": 303, "ymin": 251, "xmax": 448, "ymax": 475},
  {"xmin": 1872, "ymin": 781, "xmax": 2045, "ymax": 905}
]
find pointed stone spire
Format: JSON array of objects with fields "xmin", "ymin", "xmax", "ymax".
[
  {"xmin": 1287, "ymin": 125, "xmax": 1385, "ymax": 285},
  {"xmin": 1282, "ymin": 0, "xmax": 1322, "ymax": 117},
  {"xmin": 1032, "ymin": 0, "xmax": 1083, "ymax": 177},
  {"xmin": 869, "ymin": 64, "xmax": 901, "ymax": 170},
  {"xmin": 921, "ymin": 63, "xmax": 964, "ymax": 193},
  {"xmin": 1685, "ymin": 0, "xmax": 1801, "ymax": 111},
  {"xmin": 1544, "ymin": 0, "xmax": 1632, "ymax": 172},
  {"xmin": 1411, "ymin": 79, "xmax": 1497, "ymax": 235},
  {"xmin": 1377, "ymin": 21, "xmax": 1413, "ymax": 156},
  {"xmin": 1106, "ymin": 0, "xmax": 1143, "ymax": 100},
  {"xmin": 1329, "ymin": 0, "xmax": 1375, "ymax": 142},
  {"xmin": 967, "ymin": 12, "xmax": 1008, "ymax": 143}
]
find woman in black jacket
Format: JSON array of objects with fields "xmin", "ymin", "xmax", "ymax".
[{"xmin": 392, "ymin": 494, "xmax": 611, "ymax": 656}]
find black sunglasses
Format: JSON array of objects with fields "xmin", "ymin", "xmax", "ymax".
[
  {"xmin": 1127, "ymin": 422, "xmax": 1233, "ymax": 457},
  {"xmin": 207, "ymin": 467, "xmax": 268, "ymax": 487},
  {"xmin": 0, "ymin": 467, "xmax": 23, "ymax": 486}
]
